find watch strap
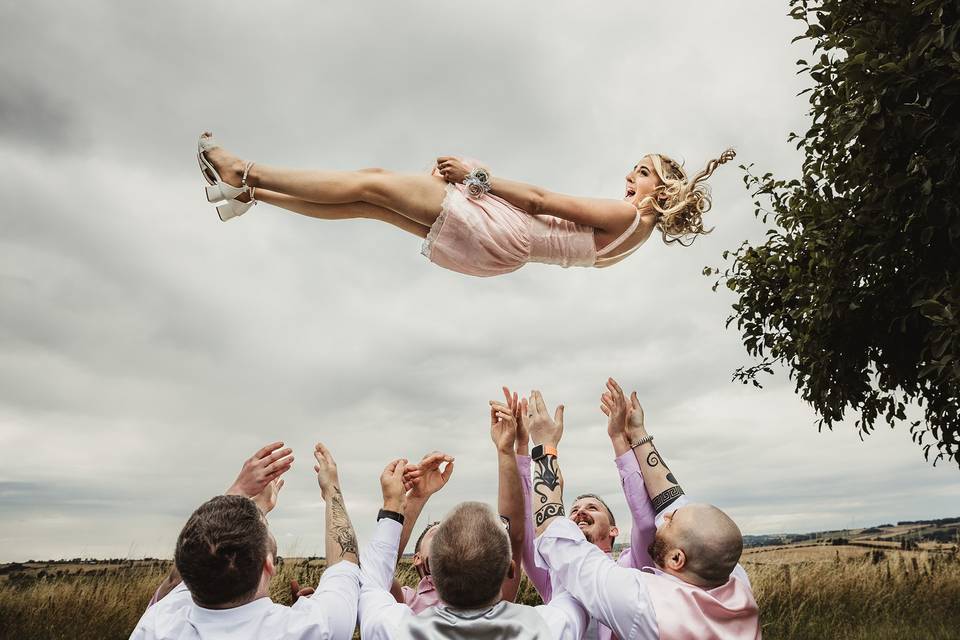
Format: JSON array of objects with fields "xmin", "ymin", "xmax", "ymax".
[
  {"xmin": 532, "ymin": 444, "xmax": 559, "ymax": 461},
  {"xmin": 377, "ymin": 509, "xmax": 405, "ymax": 525}
]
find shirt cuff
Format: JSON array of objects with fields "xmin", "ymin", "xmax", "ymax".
[
  {"xmin": 319, "ymin": 559, "xmax": 362, "ymax": 582},
  {"xmin": 654, "ymin": 494, "xmax": 692, "ymax": 528},
  {"xmin": 615, "ymin": 449, "xmax": 642, "ymax": 477},
  {"xmin": 373, "ymin": 517, "xmax": 402, "ymax": 546}
]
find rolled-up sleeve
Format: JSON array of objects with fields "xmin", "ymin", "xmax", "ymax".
[
  {"xmin": 615, "ymin": 450, "xmax": 656, "ymax": 570},
  {"xmin": 358, "ymin": 519, "xmax": 412, "ymax": 638},
  {"xmin": 293, "ymin": 561, "xmax": 362, "ymax": 640},
  {"xmin": 518, "ymin": 453, "xmax": 553, "ymax": 602},
  {"xmin": 535, "ymin": 518, "xmax": 658, "ymax": 640}
]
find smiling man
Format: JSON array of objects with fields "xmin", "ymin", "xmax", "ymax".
[
  {"xmin": 527, "ymin": 383, "xmax": 761, "ymax": 640},
  {"xmin": 508, "ymin": 383, "xmax": 657, "ymax": 640}
]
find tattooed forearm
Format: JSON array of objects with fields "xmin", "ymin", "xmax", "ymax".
[
  {"xmin": 532, "ymin": 456, "xmax": 561, "ymax": 504},
  {"xmin": 651, "ymin": 485, "xmax": 685, "ymax": 513},
  {"xmin": 645, "ymin": 447, "xmax": 669, "ymax": 470},
  {"xmin": 329, "ymin": 489, "xmax": 358, "ymax": 558},
  {"xmin": 533, "ymin": 455, "xmax": 565, "ymax": 535},
  {"xmin": 535, "ymin": 503, "xmax": 565, "ymax": 527}
]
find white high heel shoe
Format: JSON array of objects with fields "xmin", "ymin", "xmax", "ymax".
[{"xmin": 197, "ymin": 133, "xmax": 257, "ymax": 221}]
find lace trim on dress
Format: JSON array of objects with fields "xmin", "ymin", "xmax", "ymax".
[{"xmin": 421, "ymin": 184, "xmax": 458, "ymax": 259}]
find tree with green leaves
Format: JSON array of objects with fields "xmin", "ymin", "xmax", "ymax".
[{"xmin": 711, "ymin": 0, "xmax": 960, "ymax": 466}]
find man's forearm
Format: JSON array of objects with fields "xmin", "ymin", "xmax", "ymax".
[
  {"xmin": 323, "ymin": 486, "xmax": 359, "ymax": 566},
  {"xmin": 397, "ymin": 496, "xmax": 428, "ymax": 559},
  {"xmin": 533, "ymin": 454, "xmax": 565, "ymax": 536},
  {"xmin": 631, "ymin": 434, "xmax": 685, "ymax": 514},
  {"xmin": 498, "ymin": 451, "xmax": 525, "ymax": 550}
]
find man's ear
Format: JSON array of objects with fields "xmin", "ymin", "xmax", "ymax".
[
  {"xmin": 412, "ymin": 552, "xmax": 423, "ymax": 567},
  {"xmin": 264, "ymin": 553, "xmax": 276, "ymax": 578},
  {"xmin": 506, "ymin": 559, "xmax": 516, "ymax": 580},
  {"xmin": 666, "ymin": 548, "xmax": 686, "ymax": 572},
  {"xmin": 609, "ymin": 526, "xmax": 620, "ymax": 541}
]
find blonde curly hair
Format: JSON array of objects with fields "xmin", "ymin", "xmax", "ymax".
[{"xmin": 640, "ymin": 149, "xmax": 737, "ymax": 246}]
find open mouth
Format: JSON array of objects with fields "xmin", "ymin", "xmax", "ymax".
[{"xmin": 625, "ymin": 186, "xmax": 636, "ymax": 198}]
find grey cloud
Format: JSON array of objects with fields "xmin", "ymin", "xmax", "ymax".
[{"xmin": 0, "ymin": 1, "xmax": 956, "ymax": 562}]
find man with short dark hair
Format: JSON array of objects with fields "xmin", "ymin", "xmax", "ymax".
[
  {"xmin": 359, "ymin": 402, "xmax": 588, "ymax": 639},
  {"xmin": 130, "ymin": 441, "xmax": 362, "ymax": 640},
  {"xmin": 528, "ymin": 384, "xmax": 761, "ymax": 640}
]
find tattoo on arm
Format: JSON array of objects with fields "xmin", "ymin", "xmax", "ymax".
[
  {"xmin": 532, "ymin": 456, "xmax": 561, "ymax": 504},
  {"xmin": 329, "ymin": 489, "xmax": 358, "ymax": 558},
  {"xmin": 651, "ymin": 485, "xmax": 685, "ymax": 513},
  {"xmin": 533, "ymin": 456, "xmax": 564, "ymax": 528},
  {"xmin": 535, "ymin": 503, "xmax": 565, "ymax": 527}
]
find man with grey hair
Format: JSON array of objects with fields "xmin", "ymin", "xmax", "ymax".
[
  {"xmin": 359, "ymin": 400, "xmax": 588, "ymax": 639},
  {"xmin": 527, "ymin": 382, "xmax": 761, "ymax": 640}
]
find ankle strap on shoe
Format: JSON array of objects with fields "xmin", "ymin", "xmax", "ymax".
[
  {"xmin": 241, "ymin": 161, "xmax": 258, "ymax": 204},
  {"xmin": 241, "ymin": 161, "xmax": 255, "ymax": 186}
]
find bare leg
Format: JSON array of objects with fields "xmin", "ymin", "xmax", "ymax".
[
  {"xmin": 203, "ymin": 137, "xmax": 448, "ymax": 227},
  {"xmin": 256, "ymin": 190, "xmax": 430, "ymax": 239}
]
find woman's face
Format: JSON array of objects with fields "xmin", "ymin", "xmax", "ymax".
[{"xmin": 624, "ymin": 157, "xmax": 663, "ymax": 204}]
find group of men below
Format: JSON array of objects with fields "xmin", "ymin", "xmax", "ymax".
[{"xmin": 131, "ymin": 379, "xmax": 761, "ymax": 639}]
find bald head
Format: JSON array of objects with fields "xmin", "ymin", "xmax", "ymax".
[{"xmin": 651, "ymin": 503, "xmax": 743, "ymax": 588}]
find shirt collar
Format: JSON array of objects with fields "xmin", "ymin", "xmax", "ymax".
[
  {"xmin": 188, "ymin": 596, "xmax": 274, "ymax": 623},
  {"xmin": 417, "ymin": 574, "xmax": 437, "ymax": 595}
]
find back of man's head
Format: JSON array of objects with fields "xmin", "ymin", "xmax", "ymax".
[
  {"xmin": 674, "ymin": 503, "xmax": 743, "ymax": 586},
  {"xmin": 431, "ymin": 501, "xmax": 511, "ymax": 609},
  {"xmin": 175, "ymin": 495, "xmax": 270, "ymax": 607}
]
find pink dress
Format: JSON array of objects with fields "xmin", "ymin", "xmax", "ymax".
[{"xmin": 422, "ymin": 159, "xmax": 643, "ymax": 277}]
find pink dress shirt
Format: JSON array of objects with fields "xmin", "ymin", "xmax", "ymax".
[{"xmin": 400, "ymin": 574, "xmax": 442, "ymax": 614}]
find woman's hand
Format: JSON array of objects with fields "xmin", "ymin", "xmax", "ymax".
[{"xmin": 436, "ymin": 156, "xmax": 471, "ymax": 183}]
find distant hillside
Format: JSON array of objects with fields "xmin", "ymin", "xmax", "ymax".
[{"xmin": 742, "ymin": 516, "xmax": 960, "ymax": 549}]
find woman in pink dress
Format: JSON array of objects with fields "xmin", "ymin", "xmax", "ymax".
[{"xmin": 197, "ymin": 133, "xmax": 735, "ymax": 277}]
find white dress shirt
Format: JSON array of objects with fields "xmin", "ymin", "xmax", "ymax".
[
  {"xmin": 359, "ymin": 518, "xmax": 589, "ymax": 639},
  {"xmin": 129, "ymin": 561, "xmax": 361, "ymax": 640}
]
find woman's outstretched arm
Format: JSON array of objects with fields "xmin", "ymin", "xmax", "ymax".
[{"xmin": 436, "ymin": 157, "xmax": 637, "ymax": 234}]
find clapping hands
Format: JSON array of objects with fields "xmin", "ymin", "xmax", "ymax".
[
  {"xmin": 402, "ymin": 451, "xmax": 455, "ymax": 501},
  {"xmin": 600, "ymin": 377, "xmax": 647, "ymax": 445}
]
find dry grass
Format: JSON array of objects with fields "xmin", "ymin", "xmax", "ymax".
[{"xmin": 1, "ymin": 547, "xmax": 958, "ymax": 639}]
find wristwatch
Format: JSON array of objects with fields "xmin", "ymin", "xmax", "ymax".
[
  {"xmin": 531, "ymin": 444, "xmax": 558, "ymax": 461},
  {"xmin": 377, "ymin": 509, "xmax": 405, "ymax": 525}
]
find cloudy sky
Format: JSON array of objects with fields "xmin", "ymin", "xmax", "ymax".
[{"xmin": 1, "ymin": 1, "xmax": 957, "ymax": 563}]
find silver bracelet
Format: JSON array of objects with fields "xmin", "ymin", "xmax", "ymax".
[
  {"xmin": 630, "ymin": 434, "xmax": 654, "ymax": 449},
  {"xmin": 463, "ymin": 167, "xmax": 492, "ymax": 199}
]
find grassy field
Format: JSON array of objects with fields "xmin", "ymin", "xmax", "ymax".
[{"xmin": 1, "ymin": 544, "xmax": 958, "ymax": 639}]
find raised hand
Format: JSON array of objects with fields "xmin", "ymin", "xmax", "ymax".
[
  {"xmin": 601, "ymin": 377, "xmax": 629, "ymax": 441},
  {"xmin": 503, "ymin": 386, "xmax": 528, "ymax": 453},
  {"xmin": 381, "ymin": 458, "xmax": 409, "ymax": 513},
  {"xmin": 625, "ymin": 390, "xmax": 648, "ymax": 443},
  {"xmin": 252, "ymin": 478, "xmax": 284, "ymax": 515},
  {"xmin": 523, "ymin": 390, "xmax": 564, "ymax": 449},
  {"xmin": 490, "ymin": 400, "xmax": 518, "ymax": 454},
  {"xmin": 227, "ymin": 441, "xmax": 294, "ymax": 499},
  {"xmin": 313, "ymin": 442, "xmax": 341, "ymax": 500},
  {"xmin": 403, "ymin": 451, "xmax": 454, "ymax": 500}
]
